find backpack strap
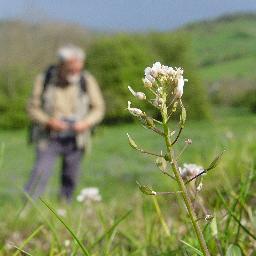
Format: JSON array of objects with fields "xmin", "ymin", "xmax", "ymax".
[
  {"xmin": 42, "ymin": 65, "xmax": 87, "ymax": 94},
  {"xmin": 42, "ymin": 65, "xmax": 56, "ymax": 94},
  {"xmin": 79, "ymin": 73, "xmax": 87, "ymax": 93}
]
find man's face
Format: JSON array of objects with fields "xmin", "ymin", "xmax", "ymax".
[{"xmin": 60, "ymin": 58, "xmax": 84, "ymax": 83}]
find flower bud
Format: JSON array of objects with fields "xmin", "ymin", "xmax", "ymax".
[
  {"xmin": 128, "ymin": 86, "xmax": 146, "ymax": 100},
  {"xmin": 145, "ymin": 116, "xmax": 155, "ymax": 128},
  {"xmin": 174, "ymin": 77, "xmax": 188, "ymax": 98},
  {"xmin": 143, "ymin": 78, "xmax": 153, "ymax": 88},
  {"xmin": 127, "ymin": 101, "xmax": 144, "ymax": 117}
]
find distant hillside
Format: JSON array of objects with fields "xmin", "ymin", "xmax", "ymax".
[
  {"xmin": 1, "ymin": 13, "xmax": 256, "ymax": 83},
  {"xmin": 181, "ymin": 13, "xmax": 256, "ymax": 83},
  {"xmin": 0, "ymin": 20, "xmax": 92, "ymax": 72}
]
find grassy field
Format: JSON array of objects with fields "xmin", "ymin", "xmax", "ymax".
[
  {"xmin": 0, "ymin": 107, "xmax": 255, "ymax": 255},
  {"xmin": 185, "ymin": 14, "xmax": 256, "ymax": 83}
]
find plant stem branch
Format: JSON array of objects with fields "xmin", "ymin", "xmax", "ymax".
[
  {"xmin": 162, "ymin": 118, "xmax": 210, "ymax": 256},
  {"xmin": 139, "ymin": 149, "xmax": 163, "ymax": 157}
]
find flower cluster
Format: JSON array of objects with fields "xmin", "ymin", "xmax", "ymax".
[
  {"xmin": 143, "ymin": 62, "xmax": 188, "ymax": 98},
  {"xmin": 179, "ymin": 163, "xmax": 204, "ymax": 180},
  {"xmin": 77, "ymin": 187, "xmax": 102, "ymax": 203},
  {"xmin": 127, "ymin": 62, "xmax": 187, "ymax": 120}
]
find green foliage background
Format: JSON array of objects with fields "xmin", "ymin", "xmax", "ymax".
[
  {"xmin": 2, "ymin": 14, "xmax": 256, "ymax": 129},
  {"xmin": 0, "ymin": 67, "xmax": 33, "ymax": 129},
  {"xmin": 0, "ymin": 32, "xmax": 210, "ymax": 129},
  {"xmin": 87, "ymin": 33, "xmax": 210, "ymax": 123}
]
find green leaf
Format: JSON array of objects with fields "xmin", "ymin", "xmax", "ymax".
[
  {"xmin": 226, "ymin": 244, "xmax": 242, "ymax": 256},
  {"xmin": 180, "ymin": 240, "xmax": 203, "ymax": 256},
  {"xmin": 136, "ymin": 181, "xmax": 156, "ymax": 195},
  {"xmin": 206, "ymin": 150, "xmax": 225, "ymax": 171}
]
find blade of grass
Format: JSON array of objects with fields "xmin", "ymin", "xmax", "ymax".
[
  {"xmin": 40, "ymin": 198, "xmax": 90, "ymax": 256},
  {"xmin": 152, "ymin": 196, "xmax": 170, "ymax": 237},
  {"xmin": 12, "ymin": 246, "xmax": 33, "ymax": 256},
  {"xmin": 217, "ymin": 190, "xmax": 256, "ymax": 240},
  {"xmin": 22, "ymin": 191, "xmax": 62, "ymax": 250},
  {"xmin": 224, "ymin": 167, "xmax": 254, "ymax": 240},
  {"xmin": 180, "ymin": 240, "xmax": 203, "ymax": 256},
  {"xmin": 13, "ymin": 225, "xmax": 44, "ymax": 256},
  {"xmin": 90, "ymin": 209, "xmax": 132, "ymax": 249},
  {"xmin": 105, "ymin": 228, "xmax": 117, "ymax": 254}
]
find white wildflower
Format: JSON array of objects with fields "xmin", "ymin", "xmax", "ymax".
[
  {"xmin": 77, "ymin": 187, "xmax": 102, "ymax": 203},
  {"xmin": 179, "ymin": 163, "xmax": 204, "ymax": 180},
  {"xmin": 161, "ymin": 65, "xmax": 174, "ymax": 76},
  {"xmin": 144, "ymin": 67, "xmax": 156, "ymax": 83},
  {"xmin": 151, "ymin": 62, "xmax": 162, "ymax": 78},
  {"xmin": 144, "ymin": 67, "xmax": 151, "ymax": 76},
  {"xmin": 127, "ymin": 101, "xmax": 144, "ymax": 117},
  {"xmin": 175, "ymin": 67, "xmax": 184, "ymax": 76},
  {"xmin": 128, "ymin": 86, "xmax": 146, "ymax": 100},
  {"xmin": 64, "ymin": 239, "xmax": 71, "ymax": 247},
  {"xmin": 57, "ymin": 208, "xmax": 66, "ymax": 217}
]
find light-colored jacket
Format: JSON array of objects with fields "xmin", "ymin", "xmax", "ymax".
[{"xmin": 27, "ymin": 70, "xmax": 105, "ymax": 149}]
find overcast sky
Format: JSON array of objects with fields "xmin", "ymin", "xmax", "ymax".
[{"xmin": 1, "ymin": 0, "xmax": 256, "ymax": 31}]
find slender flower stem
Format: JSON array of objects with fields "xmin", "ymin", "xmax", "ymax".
[
  {"xmin": 171, "ymin": 127, "xmax": 183, "ymax": 146},
  {"xmin": 162, "ymin": 118, "xmax": 210, "ymax": 256},
  {"xmin": 176, "ymin": 143, "xmax": 189, "ymax": 161},
  {"xmin": 139, "ymin": 149, "xmax": 163, "ymax": 158}
]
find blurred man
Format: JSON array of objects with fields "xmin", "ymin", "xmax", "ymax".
[{"xmin": 25, "ymin": 45, "xmax": 105, "ymax": 201}]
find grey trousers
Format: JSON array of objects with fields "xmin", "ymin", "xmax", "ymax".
[{"xmin": 25, "ymin": 137, "xmax": 84, "ymax": 200}]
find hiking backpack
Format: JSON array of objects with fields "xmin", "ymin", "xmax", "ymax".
[{"xmin": 28, "ymin": 65, "xmax": 88, "ymax": 144}]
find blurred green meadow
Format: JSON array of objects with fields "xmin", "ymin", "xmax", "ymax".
[
  {"xmin": 0, "ymin": 107, "xmax": 255, "ymax": 255},
  {"xmin": 0, "ymin": 12, "xmax": 256, "ymax": 256}
]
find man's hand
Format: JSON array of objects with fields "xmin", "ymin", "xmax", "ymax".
[
  {"xmin": 47, "ymin": 118, "xmax": 69, "ymax": 132},
  {"xmin": 73, "ymin": 121, "xmax": 90, "ymax": 133}
]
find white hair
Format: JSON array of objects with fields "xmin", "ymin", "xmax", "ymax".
[{"xmin": 57, "ymin": 45, "xmax": 86, "ymax": 62}]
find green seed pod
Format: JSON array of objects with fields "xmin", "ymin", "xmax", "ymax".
[
  {"xmin": 172, "ymin": 101, "xmax": 179, "ymax": 112},
  {"xmin": 164, "ymin": 153, "xmax": 171, "ymax": 162},
  {"xmin": 145, "ymin": 116, "xmax": 155, "ymax": 128},
  {"xmin": 126, "ymin": 133, "xmax": 138, "ymax": 150},
  {"xmin": 180, "ymin": 105, "xmax": 186, "ymax": 128},
  {"xmin": 136, "ymin": 181, "xmax": 156, "ymax": 195},
  {"xmin": 206, "ymin": 150, "xmax": 225, "ymax": 171},
  {"xmin": 156, "ymin": 157, "xmax": 167, "ymax": 171}
]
